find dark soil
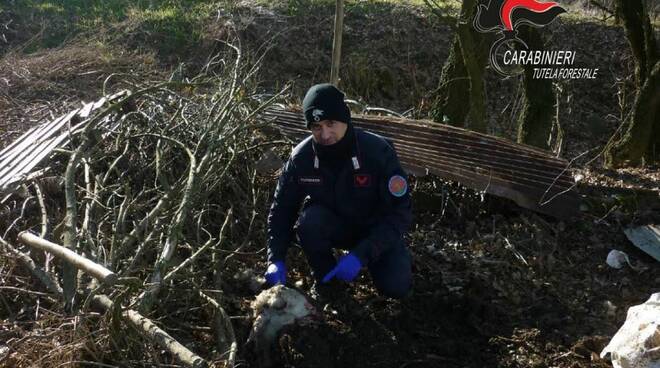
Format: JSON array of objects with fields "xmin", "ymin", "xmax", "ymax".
[{"xmin": 216, "ymin": 172, "xmax": 658, "ymax": 368}]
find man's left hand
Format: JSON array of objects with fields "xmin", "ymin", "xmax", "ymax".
[{"xmin": 323, "ymin": 253, "xmax": 361, "ymax": 283}]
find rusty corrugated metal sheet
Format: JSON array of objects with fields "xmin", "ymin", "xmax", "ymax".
[
  {"xmin": 0, "ymin": 91, "xmax": 130, "ymax": 194},
  {"xmin": 261, "ymin": 107, "xmax": 580, "ymax": 219}
]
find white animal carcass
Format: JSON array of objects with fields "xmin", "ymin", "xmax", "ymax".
[
  {"xmin": 248, "ymin": 285, "xmax": 317, "ymax": 367},
  {"xmin": 600, "ymin": 292, "xmax": 660, "ymax": 368}
]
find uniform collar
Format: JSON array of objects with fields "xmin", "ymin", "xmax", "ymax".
[{"xmin": 312, "ymin": 125, "xmax": 361, "ymax": 171}]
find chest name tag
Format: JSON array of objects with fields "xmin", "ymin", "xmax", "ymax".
[
  {"xmin": 299, "ymin": 176, "xmax": 323, "ymax": 185},
  {"xmin": 354, "ymin": 174, "xmax": 372, "ymax": 187}
]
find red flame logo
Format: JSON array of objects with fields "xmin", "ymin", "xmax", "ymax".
[
  {"xmin": 501, "ymin": 0, "xmax": 562, "ymax": 31},
  {"xmin": 474, "ymin": 0, "xmax": 566, "ymax": 76}
]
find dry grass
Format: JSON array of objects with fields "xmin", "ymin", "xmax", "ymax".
[{"xmin": 0, "ymin": 41, "xmax": 160, "ymax": 150}]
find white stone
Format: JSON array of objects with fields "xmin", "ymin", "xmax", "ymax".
[{"xmin": 606, "ymin": 249, "xmax": 630, "ymax": 269}]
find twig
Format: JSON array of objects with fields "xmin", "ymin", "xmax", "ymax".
[
  {"xmin": 162, "ymin": 208, "xmax": 232, "ymax": 284},
  {"xmin": 110, "ymin": 186, "xmax": 131, "ymax": 265},
  {"xmin": 221, "ymin": 171, "xmax": 258, "ymax": 267},
  {"xmin": 0, "ymin": 235, "xmax": 62, "ymax": 295},
  {"xmin": 502, "ymin": 236, "xmax": 529, "ymax": 266},
  {"xmin": 538, "ymin": 147, "xmax": 596, "ymax": 206},
  {"xmin": 81, "ymin": 159, "xmax": 99, "ymax": 260},
  {"xmin": 136, "ymin": 133, "xmax": 197, "ymax": 312},
  {"xmin": 119, "ymin": 217, "xmax": 161, "ymax": 277},
  {"xmin": 237, "ymin": 140, "xmax": 292, "ymax": 154},
  {"xmin": 32, "ymin": 180, "xmax": 48, "ymax": 238},
  {"xmin": 594, "ymin": 204, "xmax": 619, "ymax": 225},
  {"xmin": 2, "ymin": 193, "xmax": 32, "ymax": 239},
  {"xmin": 62, "ymin": 124, "xmax": 99, "ymax": 309},
  {"xmin": 116, "ymin": 190, "xmax": 173, "ymax": 262},
  {"xmin": 198, "ymin": 289, "xmax": 237, "ymax": 367},
  {"xmin": 0, "ymin": 286, "xmax": 57, "ymax": 300}
]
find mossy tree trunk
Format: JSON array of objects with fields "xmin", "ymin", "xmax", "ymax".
[
  {"xmin": 430, "ymin": 0, "xmax": 489, "ymax": 132},
  {"xmin": 430, "ymin": 35, "xmax": 471, "ymax": 126},
  {"xmin": 605, "ymin": 61, "xmax": 660, "ymax": 167},
  {"xmin": 456, "ymin": 2, "xmax": 489, "ymax": 133},
  {"xmin": 516, "ymin": 26, "xmax": 555, "ymax": 150},
  {"xmin": 615, "ymin": 0, "xmax": 657, "ymax": 86},
  {"xmin": 605, "ymin": 0, "xmax": 658, "ymax": 167}
]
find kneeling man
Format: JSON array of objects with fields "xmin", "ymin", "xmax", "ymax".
[{"xmin": 264, "ymin": 83, "xmax": 413, "ymax": 299}]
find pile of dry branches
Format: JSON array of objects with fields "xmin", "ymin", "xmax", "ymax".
[{"xmin": 0, "ymin": 47, "xmax": 283, "ymax": 367}]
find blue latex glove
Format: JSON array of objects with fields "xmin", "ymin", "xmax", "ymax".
[
  {"xmin": 323, "ymin": 253, "xmax": 362, "ymax": 283},
  {"xmin": 264, "ymin": 261, "xmax": 286, "ymax": 285}
]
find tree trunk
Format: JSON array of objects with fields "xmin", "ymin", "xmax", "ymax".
[
  {"xmin": 605, "ymin": 0, "xmax": 658, "ymax": 167},
  {"xmin": 516, "ymin": 26, "xmax": 555, "ymax": 150},
  {"xmin": 430, "ymin": 35, "xmax": 471, "ymax": 126},
  {"xmin": 605, "ymin": 60, "xmax": 660, "ymax": 167},
  {"xmin": 430, "ymin": 0, "xmax": 489, "ymax": 132},
  {"xmin": 456, "ymin": 1, "xmax": 489, "ymax": 133},
  {"xmin": 614, "ymin": 0, "xmax": 657, "ymax": 85}
]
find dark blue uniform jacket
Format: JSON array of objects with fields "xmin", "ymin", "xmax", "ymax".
[{"xmin": 267, "ymin": 128, "xmax": 413, "ymax": 265}]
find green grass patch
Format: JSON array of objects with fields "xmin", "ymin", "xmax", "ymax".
[
  {"xmin": 6, "ymin": 0, "xmax": 217, "ymax": 56},
  {"xmin": 123, "ymin": 3, "xmax": 215, "ymax": 57},
  {"xmin": 5, "ymin": 0, "xmax": 454, "ymax": 58},
  {"xmin": 250, "ymin": 0, "xmax": 448, "ymax": 17}
]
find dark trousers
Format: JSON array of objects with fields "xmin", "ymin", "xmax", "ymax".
[{"xmin": 296, "ymin": 204, "xmax": 412, "ymax": 299}]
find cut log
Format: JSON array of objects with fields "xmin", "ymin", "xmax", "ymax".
[
  {"xmin": 8, "ymin": 234, "xmax": 208, "ymax": 368},
  {"xmin": 92, "ymin": 295, "xmax": 209, "ymax": 368},
  {"xmin": 17, "ymin": 231, "xmax": 117, "ymax": 285}
]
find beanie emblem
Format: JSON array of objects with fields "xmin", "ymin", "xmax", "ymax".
[{"xmin": 312, "ymin": 109, "xmax": 324, "ymax": 122}]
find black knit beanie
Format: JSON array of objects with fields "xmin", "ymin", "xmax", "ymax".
[{"xmin": 302, "ymin": 83, "xmax": 351, "ymax": 128}]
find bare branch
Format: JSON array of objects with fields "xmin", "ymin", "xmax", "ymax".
[{"xmin": 18, "ymin": 231, "xmax": 117, "ymax": 286}]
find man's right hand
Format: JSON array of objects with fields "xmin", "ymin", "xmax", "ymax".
[{"xmin": 264, "ymin": 261, "xmax": 286, "ymax": 285}]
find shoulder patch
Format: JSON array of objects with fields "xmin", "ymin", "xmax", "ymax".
[{"xmin": 388, "ymin": 175, "xmax": 407, "ymax": 197}]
